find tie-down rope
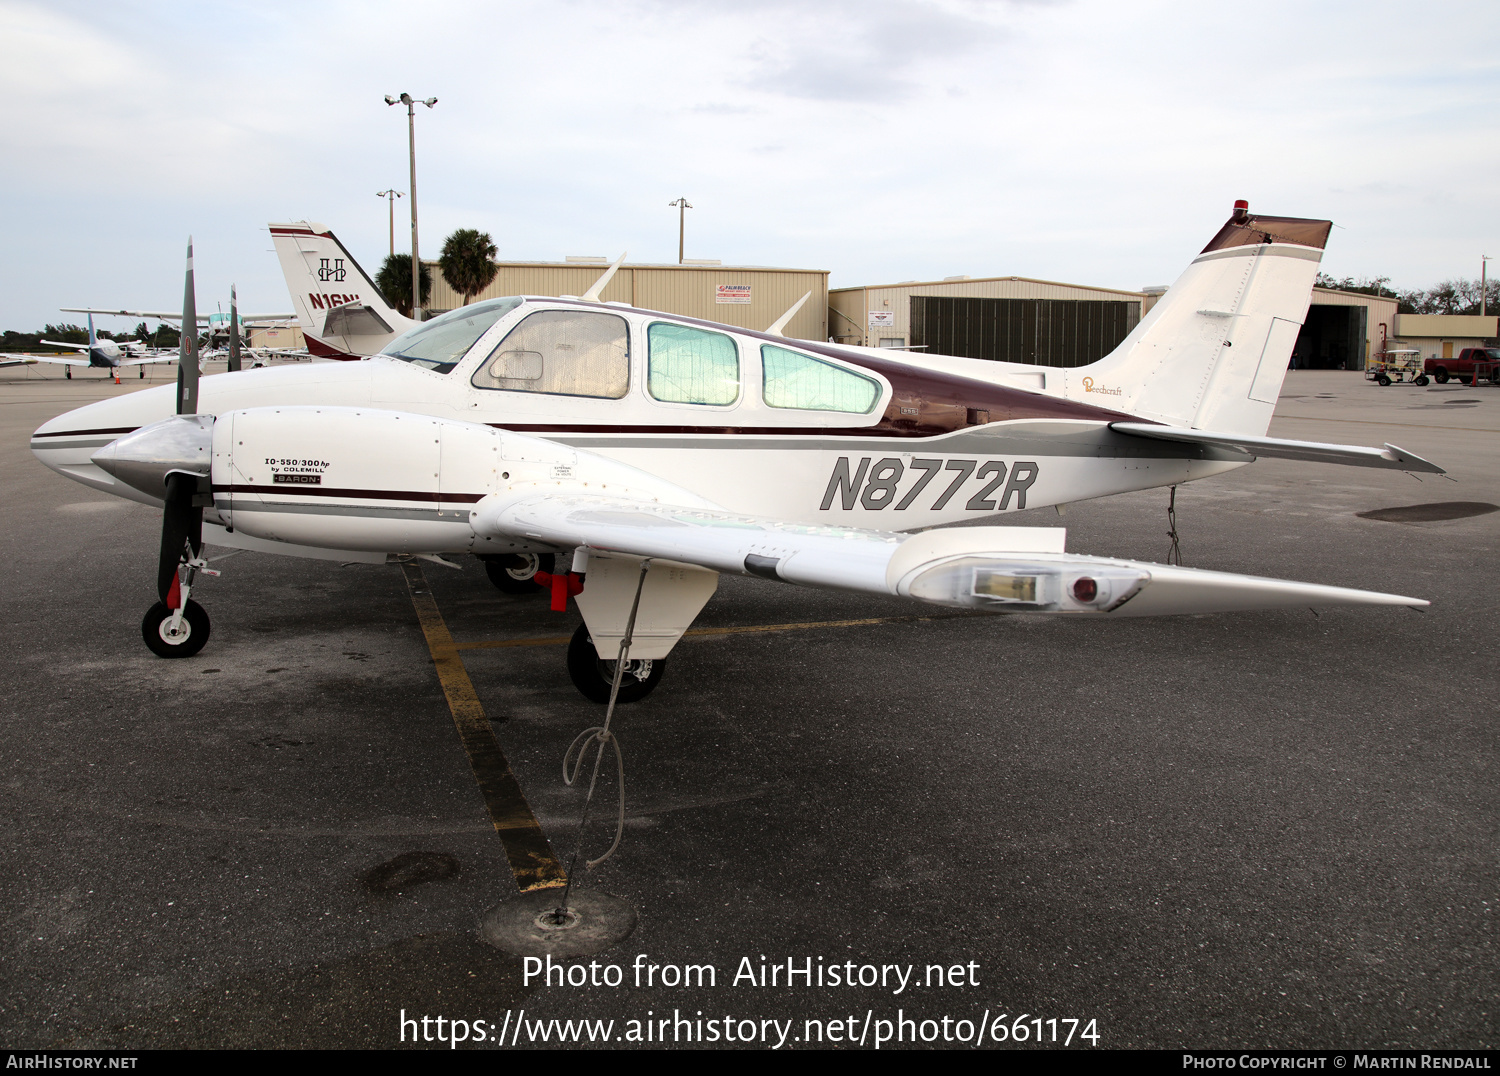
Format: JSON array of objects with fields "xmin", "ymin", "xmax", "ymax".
[{"xmin": 556, "ymin": 558, "xmax": 651, "ymax": 913}]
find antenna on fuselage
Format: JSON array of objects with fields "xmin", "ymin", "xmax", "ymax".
[
  {"xmin": 765, "ymin": 291, "xmax": 812, "ymax": 337},
  {"xmin": 580, "ymin": 252, "xmax": 628, "ymax": 303}
]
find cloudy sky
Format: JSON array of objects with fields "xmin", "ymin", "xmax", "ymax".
[{"xmin": 1, "ymin": 0, "xmax": 1496, "ymax": 329}]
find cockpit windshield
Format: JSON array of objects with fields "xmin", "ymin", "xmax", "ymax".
[{"xmin": 379, "ymin": 298, "xmax": 523, "ymax": 373}]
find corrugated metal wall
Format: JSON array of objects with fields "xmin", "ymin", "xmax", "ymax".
[
  {"xmin": 1306, "ymin": 288, "xmax": 1400, "ymax": 369},
  {"xmin": 910, "ymin": 296, "xmax": 1138, "ymax": 368},
  {"xmin": 425, "ymin": 263, "xmax": 828, "ymax": 341},
  {"xmin": 829, "ymin": 276, "xmax": 1147, "ymax": 347}
]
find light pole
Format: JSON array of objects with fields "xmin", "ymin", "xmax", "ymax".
[
  {"xmin": 668, "ymin": 197, "xmax": 692, "ymax": 264},
  {"xmin": 1483, "ymin": 255, "xmax": 1492, "ymax": 318},
  {"xmin": 384, "ymin": 93, "xmax": 437, "ymax": 320},
  {"xmin": 376, "ymin": 189, "xmax": 404, "ymax": 258}
]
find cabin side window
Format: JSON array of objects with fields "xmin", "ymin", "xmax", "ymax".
[
  {"xmin": 647, "ymin": 323, "xmax": 740, "ymax": 406},
  {"xmin": 470, "ymin": 309, "xmax": 629, "ymax": 398},
  {"xmin": 761, "ymin": 344, "xmax": 880, "ymax": 413}
]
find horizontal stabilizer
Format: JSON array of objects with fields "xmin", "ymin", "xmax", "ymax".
[{"xmin": 1110, "ymin": 422, "xmax": 1445, "ymax": 473}]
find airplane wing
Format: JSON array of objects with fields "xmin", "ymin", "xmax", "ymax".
[
  {"xmin": 59, "ymin": 308, "xmax": 294, "ymax": 323},
  {"xmin": 472, "ymin": 491, "xmax": 1427, "ymax": 618},
  {"xmin": 1110, "ymin": 422, "xmax": 1444, "ymax": 474},
  {"xmin": 2, "ymin": 353, "xmax": 90, "ymax": 367}
]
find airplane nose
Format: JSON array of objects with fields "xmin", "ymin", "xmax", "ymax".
[{"xmin": 92, "ymin": 414, "xmax": 215, "ymax": 499}]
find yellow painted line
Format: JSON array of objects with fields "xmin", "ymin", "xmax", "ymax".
[
  {"xmin": 402, "ymin": 562, "xmax": 567, "ymax": 892},
  {"xmin": 452, "ymin": 610, "xmax": 989, "ymax": 651},
  {"xmin": 454, "ymin": 634, "xmax": 576, "ymax": 651}
]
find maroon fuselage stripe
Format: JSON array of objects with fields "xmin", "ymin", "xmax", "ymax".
[
  {"xmin": 303, "ymin": 335, "xmax": 360, "ymax": 360},
  {"xmin": 32, "ymin": 426, "xmax": 139, "ymax": 439},
  {"xmin": 212, "ymin": 484, "xmax": 485, "ymax": 502}
]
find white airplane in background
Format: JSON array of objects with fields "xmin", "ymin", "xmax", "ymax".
[
  {"xmin": 0, "ymin": 313, "xmax": 171, "ymax": 381},
  {"xmin": 33, "ymin": 201, "xmax": 1441, "ymax": 705},
  {"xmin": 64, "ymin": 289, "xmax": 302, "ymax": 368}
]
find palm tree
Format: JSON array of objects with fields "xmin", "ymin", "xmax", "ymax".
[
  {"xmin": 376, "ymin": 254, "xmax": 432, "ymax": 319},
  {"xmin": 439, "ymin": 229, "xmax": 499, "ymax": 307}
]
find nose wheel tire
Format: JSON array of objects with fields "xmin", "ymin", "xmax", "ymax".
[
  {"xmin": 484, "ymin": 553, "xmax": 554, "ymax": 594},
  {"xmin": 566, "ymin": 623, "xmax": 665, "ymax": 704},
  {"xmin": 141, "ymin": 600, "xmax": 211, "ymax": 658}
]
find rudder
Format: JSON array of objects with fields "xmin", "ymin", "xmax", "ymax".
[{"xmin": 1064, "ymin": 201, "xmax": 1329, "ymax": 436}]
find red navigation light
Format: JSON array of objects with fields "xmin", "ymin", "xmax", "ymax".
[
  {"xmin": 1072, "ymin": 577, "xmax": 1098, "ymax": 603},
  {"xmin": 1234, "ymin": 199, "xmax": 1249, "ymax": 211}
]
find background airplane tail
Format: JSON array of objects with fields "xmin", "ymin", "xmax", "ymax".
[
  {"xmin": 1062, "ymin": 202, "xmax": 1330, "ymax": 436},
  {"xmin": 268, "ymin": 222, "xmax": 414, "ymax": 358}
]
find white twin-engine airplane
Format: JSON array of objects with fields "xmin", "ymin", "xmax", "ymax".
[{"xmin": 32, "ymin": 202, "xmax": 1441, "ymax": 703}]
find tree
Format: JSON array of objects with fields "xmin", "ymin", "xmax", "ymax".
[
  {"xmin": 376, "ymin": 254, "xmax": 432, "ymax": 318},
  {"xmin": 439, "ymin": 229, "xmax": 499, "ymax": 307},
  {"xmin": 43, "ymin": 322, "xmax": 88, "ymax": 344}
]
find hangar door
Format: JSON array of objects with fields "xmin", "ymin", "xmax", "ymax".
[{"xmin": 910, "ymin": 296, "xmax": 1139, "ymax": 368}]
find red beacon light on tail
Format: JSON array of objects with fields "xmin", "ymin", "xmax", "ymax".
[{"xmin": 1232, "ymin": 199, "xmax": 1250, "ymax": 223}]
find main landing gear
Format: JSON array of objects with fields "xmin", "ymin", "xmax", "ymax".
[
  {"xmin": 484, "ymin": 552, "xmax": 555, "ymax": 594},
  {"xmin": 566, "ymin": 623, "xmax": 665, "ymax": 704}
]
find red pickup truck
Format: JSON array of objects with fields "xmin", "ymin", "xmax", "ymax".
[{"xmin": 1424, "ymin": 347, "xmax": 1500, "ymax": 384}]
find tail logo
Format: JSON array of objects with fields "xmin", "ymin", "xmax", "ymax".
[
  {"xmin": 317, "ymin": 257, "xmax": 347, "ymax": 283},
  {"xmin": 1081, "ymin": 376, "xmax": 1122, "ymax": 396}
]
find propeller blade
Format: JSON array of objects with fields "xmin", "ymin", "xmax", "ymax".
[
  {"xmin": 228, "ymin": 284, "xmax": 242, "ymax": 373},
  {"xmin": 177, "ymin": 238, "xmax": 200, "ymax": 415},
  {"xmin": 157, "ymin": 472, "xmax": 202, "ymax": 604}
]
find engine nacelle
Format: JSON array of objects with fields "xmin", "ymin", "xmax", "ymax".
[{"xmin": 210, "ymin": 406, "xmax": 710, "ymax": 554}]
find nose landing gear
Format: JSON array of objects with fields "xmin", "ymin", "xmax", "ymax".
[
  {"xmin": 142, "ymin": 597, "xmax": 210, "ymax": 658},
  {"xmin": 143, "ymin": 471, "xmax": 217, "ymax": 658}
]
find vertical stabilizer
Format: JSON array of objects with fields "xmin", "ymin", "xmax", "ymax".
[
  {"xmin": 1063, "ymin": 202, "xmax": 1329, "ymax": 436},
  {"xmin": 268, "ymin": 222, "xmax": 415, "ymax": 359}
]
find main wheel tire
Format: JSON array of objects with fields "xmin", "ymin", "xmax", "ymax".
[
  {"xmin": 1414, "ymin": 374, "xmax": 1429, "ymax": 386},
  {"xmin": 566, "ymin": 623, "xmax": 665, "ymax": 704},
  {"xmin": 141, "ymin": 599, "xmax": 210, "ymax": 658},
  {"xmin": 1433, "ymin": 369, "xmax": 1449, "ymax": 384},
  {"xmin": 484, "ymin": 553, "xmax": 554, "ymax": 594}
]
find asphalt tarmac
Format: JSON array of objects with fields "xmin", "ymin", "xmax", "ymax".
[{"xmin": 1, "ymin": 365, "xmax": 1495, "ymax": 1050}]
